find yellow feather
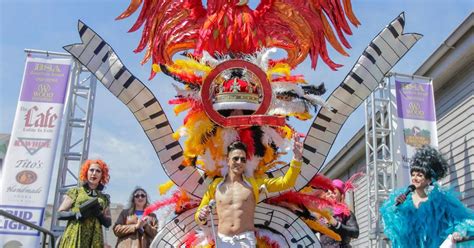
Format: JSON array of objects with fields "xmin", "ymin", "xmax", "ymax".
[
  {"xmin": 158, "ymin": 180, "xmax": 174, "ymax": 195},
  {"xmin": 152, "ymin": 63, "xmax": 161, "ymax": 73},
  {"xmin": 173, "ymin": 102, "xmax": 192, "ymax": 116},
  {"xmin": 303, "ymin": 218, "xmax": 342, "ymax": 241},
  {"xmin": 262, "ymin": 144, "xmax": 276, "ymax": 164},
  {"xmin": 308, "ymin": 207, "xmax": 333, "ymax": 221},
  {"xmin": 207, "ymin": 128, "xmax": 225, "ymax": 161},
  {"xmin": 174, "ymin": 59, "xmax": 211, "ymax": 73},
  {"xmin": 172, "ymin": 131, "xmax": 181, "ymax": 140},
  {"xmin": 288, "ymin": 112, "xmax": 313, "ymax": 120},
  {"xmin": 267, "ymin": 63, "xmax": 291, "ymax": 76},
  {"xmin": 166, "ymin": 65, "xmax": 193, "ymax": 76},
  {"xmin": 300, "ymin": 186, "xmax": 313, "ymax": 194},
  {"xmin": 268, "ymin": 67, "xmax": 291, "ymax": 77},
  {"xmin": 183, "ymin": 112, "xmax": 214, "ymax": 157},
  {"xmin": 279, "ymin": 125, "xmax": 294, "ymax": 139}
]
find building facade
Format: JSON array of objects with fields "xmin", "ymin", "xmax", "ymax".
[{"xmin": 320, "ymin": 13, "xmax": 473, "ymax": 247}]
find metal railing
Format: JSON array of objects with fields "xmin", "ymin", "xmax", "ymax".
[{"xmin": 0, "ymin": 209, "xmax": 56, "ymax": 247}]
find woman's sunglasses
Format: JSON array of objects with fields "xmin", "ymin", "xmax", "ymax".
[{"xmin": 134, "ymin": 194, "xmax": 147, "ymax": 199}]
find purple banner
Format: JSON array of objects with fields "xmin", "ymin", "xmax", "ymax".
[
  {"xmin": 395, "ymin": 80, "xmax": 436, "ymax": 121},
  {"xmin": 20, "ymin": 61, "xmax": 70, "ymax": 103}
]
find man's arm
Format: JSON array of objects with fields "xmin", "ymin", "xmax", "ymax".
[
  {"xmin": 263, "ymin": 133, "xmax": 303, "ymax": 192},
  {"xmin": 263, "ymin": 160, "xmax": 302, "ymax": 192},
  {"xmin": 194, "ymin": 181, "xmax": 215, "ymax": 225}
]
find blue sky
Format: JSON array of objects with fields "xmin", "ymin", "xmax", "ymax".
[{"xmin": 1, "ymin": 0, "xmax": 472, "ymax": 205}]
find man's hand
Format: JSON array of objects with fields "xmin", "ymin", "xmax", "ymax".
[
  {"xmin": 292, "ymin": 133, "xmax": 303, "ymax": 161},
  {"xmin": 198, "ymin": 205, "xmax": 211, "ymax": 224},
  {"xmin": 395, "ymin": 194, "xmax": 407, "ymax": 205}
]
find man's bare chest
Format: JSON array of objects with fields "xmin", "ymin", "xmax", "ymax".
[{"xmin": 216, "ymin": 182, "xmax": 254, "ymax": 205}]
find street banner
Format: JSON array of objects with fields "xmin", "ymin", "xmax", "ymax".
[
  {"xmin": 0, "ymin": 134, "xmax": 9, "ymax": 180},
  {"xmin": 0, "ymin": 56, "xmax": 71, "ymax": 247},
  {"xmin": 391, "ymin": 73, "xmax": 438, "ymax": 187}
]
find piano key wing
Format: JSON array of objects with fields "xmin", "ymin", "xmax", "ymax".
[
  {"xmin": 64, "ymin": 21, "xmax": 211, "ymax": 198},
  {"xmin": 262, "ymin": 13, "xmax": 422, "ymax": 200}
]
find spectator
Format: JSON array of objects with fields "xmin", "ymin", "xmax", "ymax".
[{"xmin": 113, "ymin": 187, "xmax": 158, "ymax": 247}]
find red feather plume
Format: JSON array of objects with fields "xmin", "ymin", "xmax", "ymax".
[
  {"xmin": 118, "ymin": 0, "xmax": 359, "ymax": 76},
  {"xmin": 309, "ymin": 174, "xmax": 336, "ymax": 191}
]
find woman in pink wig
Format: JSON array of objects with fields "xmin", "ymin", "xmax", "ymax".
[{"xmin": 320, "ymin": 174, "xmax": 362, "ymax": 248}]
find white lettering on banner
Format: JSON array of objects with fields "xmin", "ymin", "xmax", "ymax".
[
  {"xmin": 0, "ymin": 206, "xmax": 43, "ymax": 236},
  {"xmin": 33, "ymin": 84, "xmax": 54, "ymax": 99}
]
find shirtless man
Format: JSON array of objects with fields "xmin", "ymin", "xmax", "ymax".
[{"xmin": 195, "ymin": 135, "xmax": 303, "ymax": 247}]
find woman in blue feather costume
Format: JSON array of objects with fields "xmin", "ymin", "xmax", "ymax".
[{"xmin": 380, "ymin": 146, "xmax": 474, "ymax": 248}]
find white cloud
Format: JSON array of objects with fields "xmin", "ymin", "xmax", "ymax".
[{"xmin": 88, "ymin": 126, "xmax": 169, "ymax": 205}]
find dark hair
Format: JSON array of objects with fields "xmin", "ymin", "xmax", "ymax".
[
  {"xmin": 227, "ymin": 141, "xmax": 247, "ymax": 155},
  {"xmin": 128, "ymin": 187, "xmax": 150, "ymax": 215},
  {"xmin": 410, "ymin": 146, "xmax": 448, "ymax": 181}
]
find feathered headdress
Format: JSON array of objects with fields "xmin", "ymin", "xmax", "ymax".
[{"xmin": 332, "ymin": 171, "xmax": 365, "ymax": 194}]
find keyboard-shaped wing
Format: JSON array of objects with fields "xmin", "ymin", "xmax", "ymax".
[
  {"xmin": 64, "ymin": 20, "xmax": 212, "ymax": 198},
  {"xmin": 151, "ymin": 203, "xmax": 320, "ymax": 247},
  {"xmin": 262, "ymin": 13, "xmax": 422, "ymax": 201}
]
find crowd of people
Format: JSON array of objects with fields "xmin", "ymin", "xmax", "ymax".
[{"xmin": 56, "ymin": 145, "xmax": 473, "ymax": 247}]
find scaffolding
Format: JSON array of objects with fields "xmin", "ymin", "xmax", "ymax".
[
  {"xmin": 364, "ymin": 76, "xmax": 396, "ymax": 248},
  {"xmin": 46, "ymin": 52, "xmax": 97, "ymax": 236}
]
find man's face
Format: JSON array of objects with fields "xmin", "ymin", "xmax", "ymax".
[{"xmin": 228, "ymin": 149, "xmax": 247, "ymax": 176}]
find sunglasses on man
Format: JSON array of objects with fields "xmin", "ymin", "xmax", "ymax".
[{"xmin": 231, "ymin": 156, "xmax": 247, "ymax": 163}]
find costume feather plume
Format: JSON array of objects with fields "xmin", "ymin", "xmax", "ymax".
[
  {"xmin": 239, "ymin": 128, "xmax": 256, "ymax": 157},
  {"xmin": 309, "ymin": 174, "xmax": 336, "ymax": 191},
  {"xmin": 267, "ymin": 191, "xmax": 334, "ymax": 210},
  {"xmin": 245, "ymin": 156, "xmax": 260, "ymax": 177},
  {"xmin": 344, "ymin": 171, "xmax": 365, "ymax": 193},
  {"xmin": 303, "ymin": 218, "xmax": 342, "ymax": 241},
  {"xmin": 261, "ymin": 126, "xmax": 286, "ymax": 150},
  {"xmin": 158, "ymin": 180, "xmax": 175, "ymax": 195},
  {"xmin": 256, "ymin": 228, "xmax": 286, "ymax": 248},
  {"xmin": 143, "ymin": 191, "xmax": 180, "ymax": 216},
  {"xmin": 119, "ymin": 0, "xmax": 358, "ymax": 77},
  {"xmin": 271, "ymin": 75, "xmax": 306, "ymax": 84},
  {"xmin": 256, "ymin": 47, "xmax": 277, "ymax": 71},
  {"xmin": 198, "ymin": 149, "xmax": 216, "ymax": 172},
  {"xmin": 181, "ymin": 231, "xmax": 198, "ymax": 248}
]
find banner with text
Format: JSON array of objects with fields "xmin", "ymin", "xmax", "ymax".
[
  {"xmin": 391, "ymin": 74, "xmax": 438, "ymax": 188},
  {"xmin": 0, "ymin": 135, "xmax": 9, "ymax": 181},
  {"xmin": 0, "ymin": 56, "xmax": 71, "ymax": 247}
]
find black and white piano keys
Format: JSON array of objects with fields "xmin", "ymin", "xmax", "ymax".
[{"xmin": 153, "ymin": 203, "xmax": 320, "ymax": 247}]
